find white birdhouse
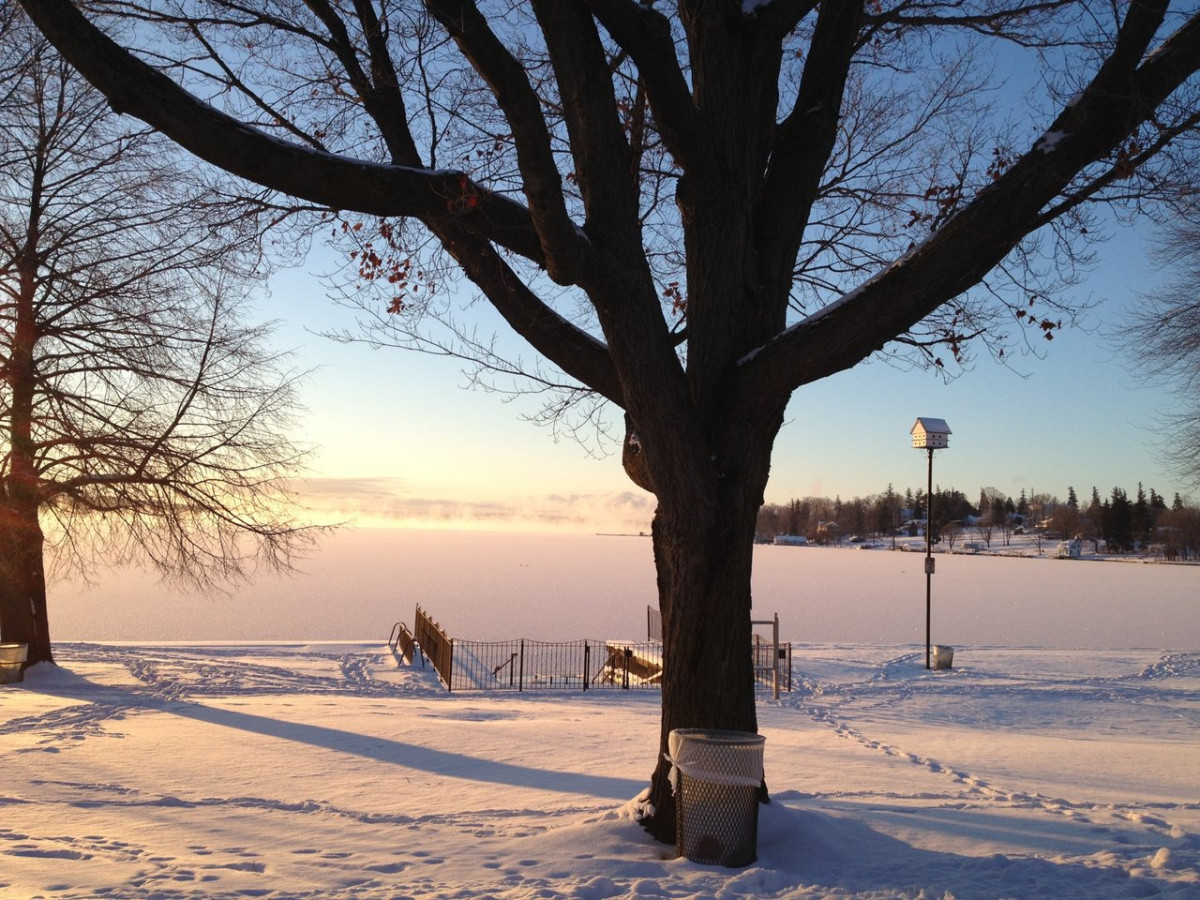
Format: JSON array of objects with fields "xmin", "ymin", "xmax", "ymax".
[{"xmin": 911, "ymin": 417, "xmax": 951, "ymax": 450}]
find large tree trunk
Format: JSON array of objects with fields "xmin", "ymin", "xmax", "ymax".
[
  {"xmin": 636, "ymin": 414, "xmax": 779, "ymax": 844},
  {"xmin": 0, "ymin": 510, "xmax": 51, "ymax": 665},
  {"xmin": 1, "ymin": 222, "xmax": 52, "ymax": 665}
]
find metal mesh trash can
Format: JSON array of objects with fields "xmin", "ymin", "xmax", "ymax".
[
  {"xmin": 0, "ymin": 643, "xmax": 27, "ymax": 684},
  {"xmin": 668, "ymin": 728, "xmax": 765, "ymax": 867}
]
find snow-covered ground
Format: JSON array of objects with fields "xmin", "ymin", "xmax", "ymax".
[
  {"xmin": 3, "ymin": 641, "xmax": 1198, "ymax": 899},
  {"xmin": 10, "ymin": 530, "xmax": 1199, "ymax": 897}
]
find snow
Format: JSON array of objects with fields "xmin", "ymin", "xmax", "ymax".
[
  {"xmin": 7, "ymin": 533, "xmax": 1200, "ymax": 898},
  {"xmin": 4, "ymin": 642, "xmax": 1198, "ymax": 899},
  {"xmin": 1035, "ymin": 130, "xmax": 1069, "ymax": 153}
]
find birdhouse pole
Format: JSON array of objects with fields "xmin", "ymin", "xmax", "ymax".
[{"xmin": 911, "ymin": 418, "xmax": 951, "ymax": 670}]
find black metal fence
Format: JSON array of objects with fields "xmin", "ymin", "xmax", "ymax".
[
  {"xmin": 449, "ymin": 639, "xmax": 663, "ymax": 692},
  {"xmin": 753, "ymin": 633, "xmax": 793, "ymax": 692},
  {"xmin": 396, "ymin": 604, "xmax": 791, "ymax": 694}
]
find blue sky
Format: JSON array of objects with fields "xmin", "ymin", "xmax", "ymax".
[{"xmin": 261, "ymin": 215, "xmax": 1188, "ymax": 535}]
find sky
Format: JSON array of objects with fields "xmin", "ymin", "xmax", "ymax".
[{"xmin": 260, "ymin": 216, "xmax": 1189, "ymax": 536}]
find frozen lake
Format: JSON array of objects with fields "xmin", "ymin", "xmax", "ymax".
[{"xmin": 51, "ymin": 529, "xmax": 1199, "ymax": 650}]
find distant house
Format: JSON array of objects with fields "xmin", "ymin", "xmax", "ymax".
[
  {"xmin": 814, "ymin": 521, "xmax": 840, "ymax": 544},
  {"xmin": 1057, "ymin": 538, "xmax": 1082, "ymax": 559}
]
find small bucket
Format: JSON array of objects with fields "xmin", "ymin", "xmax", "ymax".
[{"xmin": 932, "ymin": 645, "xmax": 954, "ymax": 670}]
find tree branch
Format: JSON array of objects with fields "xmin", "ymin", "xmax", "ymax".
[
  {"xmin": 739, "ymin": 3, "xmax": 1200, "ymax": 406},
  {"xmin": 20, "ymin": 0, "xmax": 628, "ymax": 409},
  {"xmin": 426, "ymin": 0, "xmax": 592, "ymax": 284},
  {"xmin": 306, "ymin": 0, "xmax": 423, "ymax": 165},
  {"xmin": 758, "ymin": 0, "xmax": 863, "ymax": 302},
  {"xmin": 533, "ymin": 0, "xmax": 640, "ymax": 240},
  {"xmin": 432, "ymin": 224, "xmax": 625, "ymax": 406},
  {"xmin": 18, "ymin": 0, "xmax": 546, "ymax": 263},
  {"xmin": 585, "ymin": 0, "xmax": 702, "ymax": 167}
]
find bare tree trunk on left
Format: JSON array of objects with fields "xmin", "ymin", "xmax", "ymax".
[
  {"xmin": 0, "ymin": 213, "xmax": 52, "ymax": 664},
  {"xmin": 0, "ymin": 514, "xmax": 51, "ymax": 666}
]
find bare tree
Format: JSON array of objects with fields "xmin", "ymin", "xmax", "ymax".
[
  {"xmin": 943, "ymin": 521, "xmax": 963, "ymax": 552},
  {"xmin": 1127, "ymin": 204, "xmax": 1200, "ymax": 490},
  {"xmin": 976, "ymin": 516, "xmax": 995, "ymax": 549},
  {"xmin": 0, "ymin": 9, "xmax": 316, "ymax": 665},
  {"xmin": 20, "ymin": 0, "xmax": 1200, "ymax": 839}
]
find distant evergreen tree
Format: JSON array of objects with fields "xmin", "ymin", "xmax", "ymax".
[
  {"xmin": 1105, "ymin": 488, "xmax": 1134, "ymax": 553},
  {"xmin": 991, "ymin": 496, "xmax": 1007, "ymax": 522},
  {"xmin": 787, "ymin": 499, "xmax": 801, "ymax": 535},
  {"xmin": 1067, "ymin": 486, "xmax": 1078, "ymax": 508},
  {"xmin": 911, "ymin": 489, "xmax": 926, "ymax": 536},
  {"xmin": 1085, "ymin": 488, "xmax": 1104, "ymax": 543},
  {"xmin": 1133, "ymin": 483, "xmax": 1154, "ymax": 546},
  {"xmin": 873, "ymin": 484, "xmax": 901, "ymax": 539},
  {"xmin": 843, "ymin": 497, "xmax": 867, "ymax": 537}
]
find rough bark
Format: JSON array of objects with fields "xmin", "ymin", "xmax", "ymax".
[
  {"xmin": 0, "ymin": 213, "xmax": 51, "ymax": 663},
  {"xmin": 639, "ymin": 415, "xmax": 781, "ymax": 842},
  {"xmin": 0, "ymin": 516, "xmax": 50, "ymax": 665}
]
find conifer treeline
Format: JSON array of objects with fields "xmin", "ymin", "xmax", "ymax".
[{"xmin": 757, "ymin": 485, "xmax": 1200, "ymax": 560}]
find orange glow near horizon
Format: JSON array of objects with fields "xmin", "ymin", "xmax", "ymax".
[{"xmin": 295, "ymin": 476, "xmax": 655, "ymax": 535}]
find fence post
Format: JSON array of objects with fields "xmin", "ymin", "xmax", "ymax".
[
  {"xmin": 583, "ymin": 641, "xmax": 590, "ymax": 692},
  {"xmin": 623, "ymin": 646, "xmax": 631, "ymax": 689},
  {"xmin": 518, "ymin": 639, "xmax": 525, "ymax": 692},
  {"xmin": 448, "ymin": 638, "xmax": 454, "ymax": 693},
  {"xmin": 772, "ymin": 613, "xmax": 780, "ymax": 701}
]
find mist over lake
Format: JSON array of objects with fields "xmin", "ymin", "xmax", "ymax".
[{"xmin": 50, "ymin": 530, "xmax": 1199, "ymax": 650}]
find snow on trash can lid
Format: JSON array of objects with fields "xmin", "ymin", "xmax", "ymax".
[{"xmin": 665, "ymin": 729, "xmax": 765, "ymax": 794}]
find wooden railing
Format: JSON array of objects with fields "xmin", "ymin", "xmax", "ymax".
[
  {"xmin": 414, "ymin": 605, "xmax": 454, "ymax": 689},
  {"xmin": 388, "ymin": 621, "xmax": 417, "ymax": 665}
]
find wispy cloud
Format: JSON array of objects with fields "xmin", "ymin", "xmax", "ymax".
[{"xmin": 298, "ymin": 477, "xmax": 654, "ymax": 533}]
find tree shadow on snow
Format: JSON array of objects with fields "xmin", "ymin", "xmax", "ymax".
[{"xmin": 21, "ymin": 667, "xmax": 644, "ymax": 801}]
